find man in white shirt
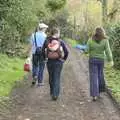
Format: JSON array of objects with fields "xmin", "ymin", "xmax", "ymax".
[{"xmin": 31, "ymin": 23, "xmax": 48, "ymax": 86}]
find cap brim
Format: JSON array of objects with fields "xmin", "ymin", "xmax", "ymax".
[{"xmin": 39, "ymin": 23, "xmax": 48, "ymax": 28}]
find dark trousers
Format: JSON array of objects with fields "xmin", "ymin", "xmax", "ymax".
[
  {"xmin": 89, "ymin": 58, "xmax": 105, "ymax": 97},
  {"xmin": 47, "ymin": 60, "xmax": 63, "ymax": 97},
  {"xmin": 32, "ymin": 54, "xmax": 45, "ymax": 83}
]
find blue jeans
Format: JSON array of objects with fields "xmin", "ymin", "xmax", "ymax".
[
  {"xmin": 47, "ymin": 60, "xmax": 63, "ymax": 97},
  {"xmin": 89, "ymin": 58, "xmax": 105, "ymax": 97},
  {"xmin": 32, "ymin": 54, "xmax": 45, "ymax": 83}
]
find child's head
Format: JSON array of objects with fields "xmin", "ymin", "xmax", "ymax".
[{"xmin": 50, "ymin": 27, "xmax": 60, "ymax": 38}]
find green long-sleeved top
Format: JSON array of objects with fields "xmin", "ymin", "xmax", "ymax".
[{"xmin": 86, "ymin": 39, "xmax": 113, "ymax": 62}]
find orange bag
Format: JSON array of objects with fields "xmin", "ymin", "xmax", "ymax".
[{"xmin": 24, "ymin": 58, "xmax": 31, "ymax": 72}]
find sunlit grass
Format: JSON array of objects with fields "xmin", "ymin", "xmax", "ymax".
[
  {"xmin": 105, "ymin": 67, "xmax": 120, "ymax": 102},
  {"xmin": 0, "ymin": 54, "xmax": 25, "ymax": 96}
]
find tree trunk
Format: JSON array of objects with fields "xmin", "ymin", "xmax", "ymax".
[{"xmin": 102, "ymin": 0, "xmax": 108, "ymax": 26}]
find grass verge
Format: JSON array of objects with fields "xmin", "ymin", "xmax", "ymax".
[
  {"xmin": 105, "ymin": 67, "xmax": 120, "ymax": 103},
  {"xmin": 0, "ymin": 54, "xmax": 25, "ymax": 96}
]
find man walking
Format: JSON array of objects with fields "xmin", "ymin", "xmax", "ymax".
[{"xmin": 31, "ymin": 23, "xmax": 48, "ymax": 86}]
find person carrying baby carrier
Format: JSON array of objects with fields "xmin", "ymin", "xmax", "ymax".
[{"xmin": 42, "ymin": 27, "xmax": 69, "ymax": 100}]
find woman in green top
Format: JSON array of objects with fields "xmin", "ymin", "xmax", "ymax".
[{"xmin": 87, "ymin": 27, "xmax": 114, "ymax": 101}]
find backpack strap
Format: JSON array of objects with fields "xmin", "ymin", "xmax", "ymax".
[{"xmin": 34, "ymin": 32, "xmax": 37, "ymax": 47}]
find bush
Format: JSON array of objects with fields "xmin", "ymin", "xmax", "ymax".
[
  {"xmin": 47, "ymin": 0, "xmax": 66, "ymax": 12},
  {"xmin": 106, "ymin": 22, "xmax": 120, "ymax": 69},
  {"xmin": 0, "ymin": 0, "xmax": 67, "ymax": 56},
  {"xmin": 46, "ymin": 9, "xmax": 72, "ymax": 38}
]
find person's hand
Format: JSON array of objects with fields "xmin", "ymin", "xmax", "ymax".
[
  {"xmin": 110, "ymin": 61, "xmax": 114, "ymax": 67},
  {"xmin": 106, "ymin": 61, "xmax": 114, "ymax": 67},
  {"xmin": 25, "ymin": 57, "xmax": 31, "ymax": 64},
  {"xmin": 105, "ymin": 61, "xmax": 114, "ymax": 68}
]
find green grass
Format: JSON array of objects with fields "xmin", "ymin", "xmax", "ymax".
[
  {"xmin": 0, "ymin": 54, "xmax": 25, "ymax": 96},
  {"xmin": 105, "ymin": 67, "xmax": 120, "ymax": 102}
]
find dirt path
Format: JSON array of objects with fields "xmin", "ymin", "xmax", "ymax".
[{"xmin": 0, "ymin": 47, "xmax": 120, "ymax": 120}]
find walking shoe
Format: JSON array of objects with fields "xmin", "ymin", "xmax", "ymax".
[
  {"xmin": 92, "ymin": 96, "xmax": 97, "ymax": 101},
  {"xmin": 32, "ymin": 81, "xmax": 36, "ymax": 86},
  {"xmin": 52, "ymin": 96, "xmax": 58, "ymax": 101},
  {"xmin": 31, "ymin": 76, "xmax": 37, "ymax": 86},
  {"xmin": 37, "ymin": 83, "xmax": 44, "ymax": 87}
]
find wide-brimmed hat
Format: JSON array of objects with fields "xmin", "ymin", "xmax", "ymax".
[{"xmin": 39, "ymin": 23, "xmax": 48, "ymax": 29}]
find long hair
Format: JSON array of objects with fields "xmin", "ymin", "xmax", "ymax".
[{"xmin": 92, "ymin": 27, "xmax": 107, "ymax": 43}]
